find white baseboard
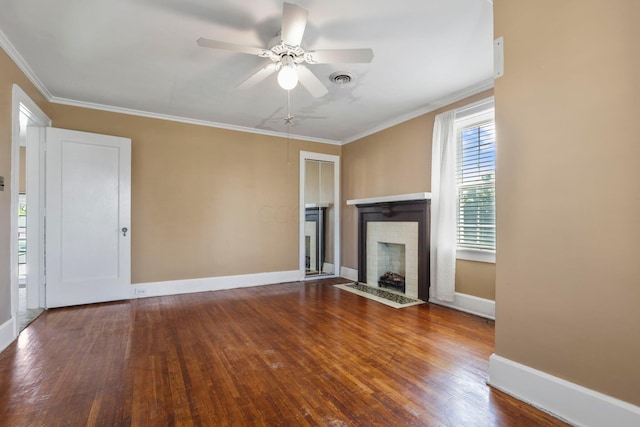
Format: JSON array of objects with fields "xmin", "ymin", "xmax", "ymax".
[
  {"xmin": 429, "ymin": 292, "xmax": 495, "ymax": 319},
  {"xmin": 340, "ymin": 266, "xmax": 358, "ymax": 282},
  {"xmin": 489, "ymin": 354, "xmax": 640, "ymax": 427},
  {"xmin": 0, "ymin": 317, "xmax": 16, "ymax": 353},
  {"xmin": 132, "ymin": 270, "xmax": 301, "ymax": 299}
]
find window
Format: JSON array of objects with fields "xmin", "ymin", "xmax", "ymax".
[{"xmin": 455, "ymin": 109, "xmax": 496, "ymax": 263}]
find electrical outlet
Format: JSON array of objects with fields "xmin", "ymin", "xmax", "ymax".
[{"xmin": 134, "ymin": 288, "xmax": 147, "ymax": 297}]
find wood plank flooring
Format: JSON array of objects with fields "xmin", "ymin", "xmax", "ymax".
[{"xmin": 0, "ymin": 278, "xmax": 567, "ymax": 426}]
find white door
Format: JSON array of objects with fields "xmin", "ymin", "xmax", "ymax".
[{"xmin": 46, "ymin": 128, "xmax": 131, "ymax": 307}]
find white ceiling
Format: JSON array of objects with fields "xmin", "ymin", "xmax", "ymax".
[{"xmin": 0, "ymin": 0, "xmax": 494, "ymax": 144}]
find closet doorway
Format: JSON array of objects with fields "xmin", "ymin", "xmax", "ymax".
[{"xmin": 299, "ymin": 152, "xmax": 340, "ymax": 279}]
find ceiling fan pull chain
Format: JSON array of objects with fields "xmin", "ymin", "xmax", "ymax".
[{"xmin": 287, "ymin": 90, "xmax": 291, "ymax": 166}]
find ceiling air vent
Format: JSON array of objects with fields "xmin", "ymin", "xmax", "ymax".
[{"xmin": 329, "ymin": 72, "xmax": 354, "ymax": 85}]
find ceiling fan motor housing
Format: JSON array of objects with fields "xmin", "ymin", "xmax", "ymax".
[{"xmin": 265, "ymin": 37, "xmax": 307, "ymax": 65}]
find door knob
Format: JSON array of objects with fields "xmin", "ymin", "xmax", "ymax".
[{"xmin": 122, "ymin": 227, "xmax": 128, "ymax": 236}]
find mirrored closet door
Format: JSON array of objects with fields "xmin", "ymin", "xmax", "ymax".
[{"xmin": 300, "ymin": 152, "xmax": 340, "ymax": 278}]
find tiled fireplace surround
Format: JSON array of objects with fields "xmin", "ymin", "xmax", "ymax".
[
  {"xmin": 356, "ymin": 199, "xmax": 430, "ymax": 300},
  {"xmin": 367, "ymin": 222, "xmax": 418, "ymax": 298}
]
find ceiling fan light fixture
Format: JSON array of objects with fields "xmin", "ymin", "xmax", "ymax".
[{"xmin": 277, "ymin": 55, "xmax": 298, "ymax": 90}]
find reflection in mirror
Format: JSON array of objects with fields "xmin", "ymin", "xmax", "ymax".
[{"xmin": 304, "ymin": 160, "xmax": 334, "ymax": 276}]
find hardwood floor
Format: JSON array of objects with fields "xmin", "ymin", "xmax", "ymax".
[{"xmin": 0, "ymin": 278, "xmax": 567, "ymax": 426}]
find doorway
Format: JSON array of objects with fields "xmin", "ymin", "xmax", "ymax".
[
  {"xmin": 11, "ymin": 85, "xmax": 50, "ymax": 335},
  {"xmin": 299, "ymin": 151, "xmax": 340, "ymax": 279}
]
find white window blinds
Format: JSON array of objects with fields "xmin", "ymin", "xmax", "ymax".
[{"xmin": 456, "ymin": 112, "xmax": 496, "ymax": 251}]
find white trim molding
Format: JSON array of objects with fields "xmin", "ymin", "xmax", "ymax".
[
  {"xmin": 346, "ymin": 192, "xmax": 431, "ymax": 206},
  {"xmin": 455, "ymin": 96, "xmax": 495, "ymax": 120},
  {"xmin": 0, "ymin": 30, "xmax": 52, "ymax": 99},
  {"xmin": 456, "ymin": 248, "xmax": 496, "ymax": 263},
  {"xmin": 342, "ymin": 78, "xmax": 494, "ymax": 144},
  {"xmin": 0, "ymin": 29, "xmax": 493, "ymax": 148},
  {"xmin": 0, "ymin": 317, "xmax": 17, "ymax": 353},
  {"xmin": 0, "ymin": 30, "xmax": 491, "ymax": 147},
  {"xmin": 340, "ymin": 266, "xmax": 358, "ymax": 282},
  {"xmin": 11, "ymin": 85, "xmax": 51, "ymax": 336},
  {"xmin": 50, "ymin": 97, "xmax": 341, "ymax": 146},
  {"xmin": 0, "ymin": 30, "xmax": 341, "ymax": 146},
  {"xmin": 429, "ymin": 292, "xmax": 495, "ymax": 320},
  {"xmin": 489, "ymin": 354, "xmax": 640, "ymax": 427},
  {"xmin": 131, "ymin": 270, "xmax": 300, "ymax": 299}
]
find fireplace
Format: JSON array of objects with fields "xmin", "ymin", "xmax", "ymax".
[
  {"xmin": 356, "ymin": 199, "xmax": 430, "ymax": 300},
  {"xmin": 377, "ymin": 242, "xmax": 406, "ymax": 292}
]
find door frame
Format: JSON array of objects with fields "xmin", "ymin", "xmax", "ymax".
[
  {"xmin": 10, "ymin": 85, "xmax": 50, "ymax": 336},
  {"xmin": 299, "ymin": 151, "xmax": 341, "ymax": 280}
]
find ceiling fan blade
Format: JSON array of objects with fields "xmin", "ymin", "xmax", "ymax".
[
  {"xmin": 296, "ymin": 66, "xmax": 328, "ymax": 98},
  {"xmin": 281, "ymin": 2, "xmax": 308, "ymax": 46},
  {"xmin": 305, "ymin": 48, "xmax": 374, "ymax": 64},
  {"xmin": 197, "ymin": 38, "xmax": 269, "ymax": 56},
  {"xmin": 237, "ymin": 62, "xmax": 279, "ymax": 89}
]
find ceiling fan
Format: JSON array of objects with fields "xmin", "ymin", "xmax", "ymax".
[{"xmin": 197, "ymin": 2, "xmax": 374, "ymax": 97}]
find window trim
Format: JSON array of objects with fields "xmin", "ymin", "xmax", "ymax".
[
  {"xmin": 454, "ymin": 100, "xmax": 496, "ymax": 264},
  {"xmin": 457, "ymin": 248, "xmax": 496, "ymax": 264}
]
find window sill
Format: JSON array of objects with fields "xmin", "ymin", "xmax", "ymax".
[{"xmin": 456, "ymin": 248, "xmax": 496, "ymax": 264}]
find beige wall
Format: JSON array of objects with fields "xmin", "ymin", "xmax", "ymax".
[
  {"xmin": 494, "ymin": 0, "xmax": 640, "ymax": 406},
  {"xmin": 47, "ymin": 104, "xmax": 339, "ymax": 284},
  {"xmin": 341, "ymin": 90, "xmax": 496, "ymax": 300},
  {"xmin": 0, "ymin": 49, "xmax": 50, "ymax": 324},
  {"xmin": 456, "ymin": 260, "xmax": 495, "ymax": 300}
]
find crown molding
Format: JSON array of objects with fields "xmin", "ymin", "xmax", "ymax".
[
  {"xmin": 340, "ymin": 78, "xmax": 495, "ymax": 145},
  {"xmin": 0, "ymin": 29, "xmax": 52, "ymax": 100},
  {"xmin": 0, "ymin": 28, "xmax": 340, "ymax": 145},
  {"xmin": 49, "ymin": 96, "xmax": 342, "ymax": 145},
  {"xmin": 1, "ymin": 28, "xmax": 490, "ymax": 147}
]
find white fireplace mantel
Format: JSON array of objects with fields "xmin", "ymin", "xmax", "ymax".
[{"xmin": 346, "ymin": 192, "xmax": 431, "ymax": 206}]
